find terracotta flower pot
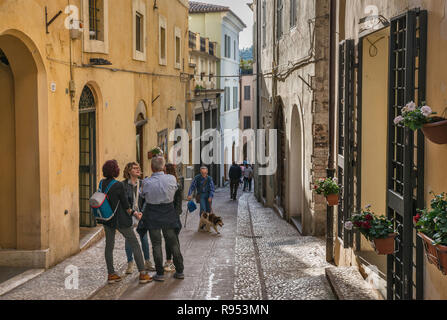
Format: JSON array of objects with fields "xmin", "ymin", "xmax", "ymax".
[
  {"xmin": 418, "ymin": 232, "xmax": 447, "ymax": 275},
  {"xmin": 326, "ymin": 194, "xmax": 339, "ymax": 206},
  {"xmin": 422, "ymin": 120, "xmax": 447, "ymax": 145},
  {"xmin": 372, "ymin": 233, "xmax": 397, "ymax": 255}
]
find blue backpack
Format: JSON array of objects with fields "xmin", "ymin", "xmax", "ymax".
[{"xmin": 89, "ymin": 179, "xmax": 120, "ymax": 222}]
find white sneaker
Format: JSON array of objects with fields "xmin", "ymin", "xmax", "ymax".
[
  {"xmin": 164, "ymin": 261, "xmax": 176, "ymax": 272},
  {"xmin": 125, "ymin": 261, "xmax": 135, "ymax": 274},
  {"xmin": 145, "ymin": 260, "xmax": 156, "ymax": 271}
]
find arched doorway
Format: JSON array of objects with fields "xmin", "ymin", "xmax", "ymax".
[
  {"xmin": 79, "ymin": 85, "xmax": 97, "ymax": 227},
  {"xmin": 0, "ymin": 33, "xmax": 46, "ymax": 250},
  {"xmin": 276, "ymin": 104, "xmax": 286, "ymax": 212},
  {"xmin": 289, "ymin": 105, "xmax": 304, "ymax": 230}
]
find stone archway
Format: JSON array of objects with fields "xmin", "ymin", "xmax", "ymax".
[
  {"xmin": 288, "ymin": 104, "xmax": 305, "ymax": 231},
  {"xmin": 0, "ymin": 31, "xmax": 48, "ymax": 251}
]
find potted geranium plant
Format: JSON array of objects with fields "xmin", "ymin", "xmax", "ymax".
[
  {"xmin": 346, "ymin": 205, "xmax": 397, "ymax": 255},
  {"xmin": 415, "ymin": 192, "xmax": 447, "ymax": 275},
  {"xmin": 394, "ymin": 101, "xmax": 447, "ymax": 144},
  {"xmin": 147, "ymin": 146, "xmax": 163, "ymax": 159},
  {"xmin": 314, "ymin": 177, "xmax": 340, "ymax": 206}
]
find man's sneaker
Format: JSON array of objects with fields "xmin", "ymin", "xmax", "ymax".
[
  {"xmin": 108, "ymin": 274, "xmax": 122, "ymax": 284},
  {"xmin": 173, "ymin": 272, "xmax": 185, "ymax": 279},
  {"xmin": 153, "ymin": 274, "xmax": 165, "ymax": 282},
  {"xmin": 125, "ymin": 261, "xmax": 135, "ymax": 274},
  {"xmin": 164, "ymin": 261, "xmax": 176, "ymax": 272},
  {"xmin": 145, "ymin": 260, "xmax": 156, "ymax": 271},
  {"xmin": 139, "ymin": 273, "xmax": 153, "ymax": 284}
]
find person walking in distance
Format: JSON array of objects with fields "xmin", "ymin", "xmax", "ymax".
[
  {"xmin": 141, "ymin": 156, "xmax": 184, "ymax": 281},
  {"xmin": 163, "ymin": 163, "xmax": 183, "ymax": 273},
  {"xmin": 243, "ymin": 164, "xmax": 254, "ymax": 192},
  {"xmin": 122, "ymin": 162, "xmax": 156, "ymax": 274},
  {"xmin": 98, "ymin": 160, "xmax": 152, "ymax": 284},
  {"xmin": 187, "ymin": 166, "xmax": 215, "ymax": 215},
  {"xmin": 229, "ymin": 162, "xmax": 242, "ymax": 200}
]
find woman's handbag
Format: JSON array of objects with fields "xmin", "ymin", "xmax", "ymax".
[{"xmin": 131, "ymin": 180, "xmax": 140, "ymax": 228}]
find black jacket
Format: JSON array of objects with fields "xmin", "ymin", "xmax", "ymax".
[
  {"xmin": 173, "ymin": 183, "xmax": 183, "ymax": 216},
  {"xmin": 97, "ymin": 178, "xmax": 132, "ymax": 229},
  {"xmin": 229, "ymin": 165, "xmax": 242, "ymax": 180}
]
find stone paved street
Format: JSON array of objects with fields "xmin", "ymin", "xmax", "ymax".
[
  {"xmin": 1, "ymin": 186, "xmax": 336, "ymax": 300},
  {"xmin": 106, "ymin": 187, "xmax": 335, "ymax": 300}
]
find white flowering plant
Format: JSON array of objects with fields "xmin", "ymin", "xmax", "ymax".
[
  {"xmin": 393, "ymin": 101, "xmax": 438, "ymax": 131},
  {"xmin": 313, "ymin": 177, "xmax": 340, "ymax": 197},
  {"xmin": 414, "ymin": 192, "xmax": 447, "ymax": 246}
]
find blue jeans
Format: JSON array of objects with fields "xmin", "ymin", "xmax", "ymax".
[
  {"xmin": 125, "ymin": 231, "xmax": 150, "ymax": 263},
  {"xmin": 199, "ymin": 192, "xmax": 211, "ymax": 213}
]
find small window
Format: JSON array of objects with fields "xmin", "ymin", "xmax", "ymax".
[
  {"xmin": 175, "ymin": 27, "xmax": 182, "ymax": 69},
  {"xmin": 244, "ymin": 85, "xmax": 251, "ymax": 100},
  {"xmin": 290, "ymin": 0, "xmax": 297, "ymax": 28},
  {"xmin": 136, "ymin": 13, "xmax": 143, "ymax": 52},
  {"xmin": 277, "ymin": 0, "xmax": 283, "ymax": 39},
  {"xmin": 159, "ymin": 16, "xmax": 167, "ymax": 65},
  {"xmin": 224, "ymin": 35, "xmax": 231, "ymax": 58},
  {"xmin": 233, "ymin": 87, "xmax": 238, "ymax": 109},
  {"xmin": 244, "ymin": 116, "xmax": 251, "ymax": 130},
  {"xmin": 224, "ymin": 87, "xmax": 230, "ymax": 111},
  {"xmin": 234, "ymin": 40, "xmax": 237, "ymax": 60},
  {"xmin": 89, "ymin": 0, "xmax": 104, "ymax": 41}
]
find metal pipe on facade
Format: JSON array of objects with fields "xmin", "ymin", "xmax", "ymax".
[{"xmin": 326, "ymin": 0, "xmax": 337, "ymax": 263}]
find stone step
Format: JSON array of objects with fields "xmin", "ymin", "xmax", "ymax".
[{"xmin": 325, "ymin": 266, "xmax": 383, "ymax": 300}]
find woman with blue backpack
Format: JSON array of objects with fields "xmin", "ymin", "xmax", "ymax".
[{"xmin": 95, "ymin": 160, "xmax": 152, "ymax": 284}]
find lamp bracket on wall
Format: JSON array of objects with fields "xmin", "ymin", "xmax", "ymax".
[
  {"xmin": 153, "ymin": 0, "xmax": 158, "ymax": 10},
  {"xmin": 45, "ymin": 6, "xmax": 63, "ymax": 34},
  {"xmin": 152, "ymin": 95, "xmax": 160, "ymax": 104}
]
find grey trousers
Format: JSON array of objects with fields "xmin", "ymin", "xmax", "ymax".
[
  {"xmin": 104, "ymin": 225, "xmax": 145, "ymax": 275},
  {"xmin": 149, "ymin": 228, "xmax": 184, "ymax": 275}
]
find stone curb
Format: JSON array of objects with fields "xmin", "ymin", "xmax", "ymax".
[{"xmin": 325, "ymin": 266, "xmax": 382, "ymax": 300}]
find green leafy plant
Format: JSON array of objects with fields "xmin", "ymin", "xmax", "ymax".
[
  {"xmin": 149, "ymin": 146, "xmax": 163, "ymax": 156},
  {"xmin": 394, "ymin": 101, "xmax": 438, "ymax": 131},
  {"xmin": 313, "ymin": 177, "xmax": 340, "ymax": 196},
  {"xmin": 415, "ymin": 192, "xmax": 447, "ymax": 246},
  {"xmin": 346, "ymin": 205, "xmax": 395, "ymax": 241}
]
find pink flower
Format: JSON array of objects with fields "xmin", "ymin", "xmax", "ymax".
[
  {"xmin": 421, "ymin": 105, "xmax": 432, "ymax": 117},
  {"xmin": 406, "ymin": 101, "xmax": 417, "ymax": 112},
  {"xmin": 394, "ymin": 116, "xmax": 404, "ymax": 125}
]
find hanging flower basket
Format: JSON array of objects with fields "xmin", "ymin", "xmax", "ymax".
[
  {"xmin": 313, "ymin": 177, "xmax": 340, "ymax": 207},
  {"xmin": 345, "ymin": 205, "xmax": 397, "ymax": 255},
  {"xmin": 326, "ymin": 194, "xmax": 339, "ymax": 206},
  {"xmin": 415, "ymin": 192, "xmax": 447, "ymax": 275},
  {"xmin": 371, "ymin": 233, "xmax": 397, "ymax": 255},
  {"xmin": 418, "ymin": 232, "xmax": 447, "ymax": 275},
  {"xmin": 148, "ymin": 147, "xmax": 163, "ymax": 159},
  {"xmin": 421, "ymin": 119, "xmax": 447, "ymax": 145}
]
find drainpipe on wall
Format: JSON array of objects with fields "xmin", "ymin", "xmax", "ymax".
[
  {"xmin": 255, "ymin": 0, "xmax": 261, "ymax": 200},
  {"xmin": 270, "ymin": 0, "xmax": 277, "ymax": 207},
  {"xmin": 326, "ymin": 0, "xmax": 337, "ymax": 263}
]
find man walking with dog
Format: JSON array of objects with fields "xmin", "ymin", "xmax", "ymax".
[
  {"xmin": 187, "ymin": 166, "xmax": 215, "ymax": 215},
  {"xmin": 141, "ymin": 156, "xmax": 184, "ymax": 281},
  {"xmin": 229, "ymin": 162, "xmax": 242, "ymax": 201}
]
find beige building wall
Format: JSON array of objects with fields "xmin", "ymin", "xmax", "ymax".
[{"xmin": 0, "ymin": 0, "xmax": 191, "ymax": 268}]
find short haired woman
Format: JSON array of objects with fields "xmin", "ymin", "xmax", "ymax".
[
  {"xmin": 98, "ymin": 160, "xmax": 152, "ymax": 284},
  {"xmin": 163, "ymin": 163, "xmax": 183, "ymax": 272},
  {"xmin": 122, "ymin": 162, "xmax": 155, "ymax": 274}
]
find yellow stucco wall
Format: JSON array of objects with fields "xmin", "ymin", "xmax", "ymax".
[{"xmin": 0, "ymin": 0, "xmax": 191, "ymax": 267}]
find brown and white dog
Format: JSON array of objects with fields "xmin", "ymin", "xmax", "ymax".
[{"xmin": 198, "ymin": 211, "xmax": 224, "ymax": 234}]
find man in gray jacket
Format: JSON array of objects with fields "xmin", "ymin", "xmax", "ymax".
[{"xmin": 141, "ymin": 156, "xmax": 184, "ymax": 281}]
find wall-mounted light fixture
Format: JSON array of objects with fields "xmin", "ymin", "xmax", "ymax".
[
  {"xmin": 154, "ymin": 0, "xmax": 158, "ymax": 10},
  {"xmin": 168, "ymin": 106, "xmax": 176, "ymax": 112}
]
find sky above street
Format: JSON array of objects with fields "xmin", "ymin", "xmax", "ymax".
[{"xmin": 193, "ymin": 0, "xmax": 254, "ymax": 49}]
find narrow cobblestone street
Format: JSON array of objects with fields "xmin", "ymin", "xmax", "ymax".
[{"xmin": 94, "ymin": 187, "xmax": 335, "ymax": 300}]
